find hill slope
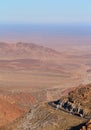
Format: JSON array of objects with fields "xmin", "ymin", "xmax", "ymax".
[
  {"xmin": 0, "ymin": 98, "xmax": 24, "ymax": 127},
  {"xmin": 1, "ymin": 103, "xmax": 85, "ymax": 130},
  {"xmin": 2, "ymin": 83, "xmax": 91, "ymax": 130}
]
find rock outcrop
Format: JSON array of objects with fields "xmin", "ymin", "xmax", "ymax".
[
  {"xmin": 80, "ymin": 119, "xmax": 91, "ymax": 130},
  {"xmin": 50, "ymin": 84, "xmax": 91, "ymax": 118}
]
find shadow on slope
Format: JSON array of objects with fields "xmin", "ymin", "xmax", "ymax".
[{"xmin": 71, "ymin": 122, "xmax": 86, "ymax": 130}]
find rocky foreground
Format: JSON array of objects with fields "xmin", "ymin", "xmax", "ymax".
[
  {"xmin": 1, "ymin": 83, "xmax": 91, "ymax": 130},
  {"xmin": 50, "ymin": 84, "xmax": 91, "ymax": 118}
]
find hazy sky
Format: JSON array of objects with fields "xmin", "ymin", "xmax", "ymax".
[{"xmin": 0, "ymin": 0, "xmax": 91, "ymax": 24}]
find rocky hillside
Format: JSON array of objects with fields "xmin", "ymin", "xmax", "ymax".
[
  {"xmin": 50, "ymin": 84, "xmax": 91, "ymax": 118},
  {"xmin": 67, "ymin": 84, "xmax": 91, "ymax": 116},
  {"xmin": 1, "ymin": 103, "xmax": 85, "ymax": 130},
  {"xmin": 1, "ymin": 83, "xmax": 91, "ymax": 130}
]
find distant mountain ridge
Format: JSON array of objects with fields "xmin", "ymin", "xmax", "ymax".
[{"xmin": 0, "ymin": 42, "xmax": 61, "ymax": 60}]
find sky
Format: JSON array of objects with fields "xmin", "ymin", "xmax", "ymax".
[{"xmin": 0, "ymin": 0, "xmax": 91, "ymax": 24}]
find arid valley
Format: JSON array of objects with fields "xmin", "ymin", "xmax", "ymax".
[
  {"xmin": 0, "ymin": 0, "xmax": 91, "ymax": 129},
  {"xmin": 0, "ymin": 42, "xmax": 91, "ymax": 129}
]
